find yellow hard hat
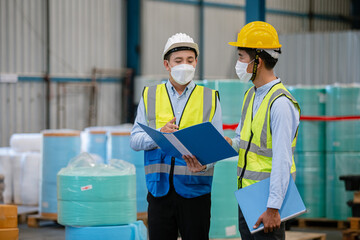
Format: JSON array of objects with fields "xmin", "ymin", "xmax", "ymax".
[{"xmin": 229, "ymin": 21, "xmax": 282, "ymax": 49}]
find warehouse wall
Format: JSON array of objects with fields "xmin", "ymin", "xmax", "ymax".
[{"xmin": 141, "ymin": 0, "xmax": 352, "ymax": 79}]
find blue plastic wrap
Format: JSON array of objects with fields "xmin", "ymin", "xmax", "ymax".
[
  {"xmin": 41, "ymin": 131, "xmax": 81, "ymax": 214},
  {"xmin": 108, "ymin": 126, "xmax": 148, "ymax": 213},
  {"xmin": 325, "ymin": 86, "xmax": 360, "ymax": 152},
  {"xmin": 326, "ymin": 152, "xmax": 360, "ymax": 220},
  {"xmin": 65, "ymin": 221, "xmax": 147, "ymax": 240},
  {"xmin": 294, "ymin": 152, "xmax": 326, "ymax": 218},
  {"xmin": 57, "ymin": 153, "xmax": 137, "ymax": 226},
  {"xmin": 209, "ymin": 157, "xmax": 240, "ymax": 238},
  {"xmin": 85, "ymin": 128, "xmax": 108, "ymax": 163}
]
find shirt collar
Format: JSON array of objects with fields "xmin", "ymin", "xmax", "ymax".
[
  {"xmin": 255, "ymin": 78, "xmax": 281, "ymax": 95},
  {"xmin": 166, "ymin": 80, "xmax": 195, "ymax": 97}
]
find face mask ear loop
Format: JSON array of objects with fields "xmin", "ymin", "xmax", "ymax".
[{"xmin": 250, "ymin": 49, "xmax": 261, "ymax": 81}]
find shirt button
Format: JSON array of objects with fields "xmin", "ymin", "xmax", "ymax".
[{"xmin": 177, "ymin": 112, "xmax": 180, "ymax": 114}]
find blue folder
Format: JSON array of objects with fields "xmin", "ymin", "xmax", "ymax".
[
  {"xmin": 234, "ymin": 176, "xmax": 306, "ymax": 234},
  {"xmin": 138, "ymin": 122, "xmax": 238, "ymax": 165}
]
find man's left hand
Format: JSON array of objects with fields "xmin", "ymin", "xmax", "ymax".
[
  {"xmin": 253, "ymin": 208, "xmax": 281, "ymax": 233},
  {"xmin": 183, "ymin": 155, "xmax": 206, "ymax": 173}
]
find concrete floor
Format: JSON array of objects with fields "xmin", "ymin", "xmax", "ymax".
[{"xmin": 19, "ymin": 223, "xmax": 343, "ymax": 240}]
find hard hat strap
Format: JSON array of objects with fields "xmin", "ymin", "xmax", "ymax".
[{"xmin": 250, "ymin": 50, "xmax": 261, "ymax": 81}]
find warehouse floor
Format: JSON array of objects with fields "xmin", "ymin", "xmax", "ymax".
[{"xmin": 19, "ymin": 223, "xmax": 343, "ymax": 240}]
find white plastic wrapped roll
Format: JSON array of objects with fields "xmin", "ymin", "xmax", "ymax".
[
  {"xmin": 0, "ymin": 148, "xmax": 13, "ymax": 204},
  {"xmin": 13, "ymin": 152, "xmax": 41, "ymax": 205},
  {"xmin": 10, "ymin": 133, "xmax": 42, "ymax": 153}
]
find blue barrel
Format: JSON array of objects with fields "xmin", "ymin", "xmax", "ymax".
[
  {"xmin": 209, "ymin": 157, "xmax": 240, "ymax": 239},
  {"xmin": 41, "ymin": 131, "xmax": 81, "ymax": 214},
  {"xmin": 85, "ymin": 128, "xmax": 108, "ymax": 163},
  {"xmin": 108, "ymin": 126, "xmax": 148, "ymax": 213},
  {"xmin": 65, "ymin": 221, "xmax": 147, "ymax": 240}
]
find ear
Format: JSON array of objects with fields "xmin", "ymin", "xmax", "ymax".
[
  {"xmin": 164, "ymin": 60, "xmax": 171, "ymax": 72},
  {"xmin": 257, "ymin": 57, "xmax": 263, "ymax": 69}
]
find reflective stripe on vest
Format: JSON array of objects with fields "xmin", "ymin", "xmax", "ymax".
[
  {"xmin": 145, "ymin": 163, "xmax": 214, "ymax": 177},
  {"xmin": 237, "ymin": 82, "xmax": 300, "ymax": 188}
]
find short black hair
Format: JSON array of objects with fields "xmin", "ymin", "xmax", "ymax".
[
  {"xmin": 164, "ymin": 47, "xmax": 197, "ymax": 61},
  {"xmin": 238, "ymin": 47, "xmax": 280, "ymax": 70}
]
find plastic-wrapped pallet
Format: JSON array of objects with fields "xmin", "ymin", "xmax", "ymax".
[
  {"xmin": 209, "ymin": 157, "xmax": 240, "ymax": 239},
  {"xmin": 84, "ymin": 127, "xmax": 109, "ymax": 163},
  {"xmin": 57, "ymin": 153, "xmax": 137, "ymax": 226},
  {"xmin": 0, "ymin": 148, "xmax": 13, "ymax": 204},
  {"xmin": 41, "ymin": 130, "xmax": 81, "ymax": 215},
  {"xmin": 12, "ymin": 152, "xmax": 41, "ymax": 205},
  {"xmin": 10, "ymin": 133, "xmax": 42, "ymax": 153},
  {"xmin": 108, "ymin": 124, "xmax": 148, "ymax": 213},
  {"xmin": 65, "ymin": 221, "xmax": 147, "ymax": 240}
]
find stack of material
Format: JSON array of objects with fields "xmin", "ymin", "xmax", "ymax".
[
  {"xmin": 0, "ymin": 175, "xmax": 4, "ymax": 203},
  {"xmin": 84, "ymin": 127, "xmax": 108, "ymax": 163},
  {"xmin": 0, "ymin": 205, "xmax": 19, "ymax": 240},
  {"xmin": 41, "ymin": 130, "xmax": 81, "ymax": 215},
  {"xmin": 0, "ymin": 148, "xmax": 11, "ymax": 204},
  {"xmin": 108, "ymin": 124, "xmax": 148, "ymax": 213},
  {"xmin": 9, "ymin": 134, "xmax": 42, "ymax": 206},
  {"xmin": 209, "ymin": 157, "xmax": 240, "ymax": 239},
  {"xmin": 57, "ymin": 153, "xmax": 147, "ymax": 240},
  {"xmin": 289, "ymin": 86, "xmax": 326, "ymax": 218},
  {"xmin": 325, "ymin": 86, "xmax": 360, "ymax": 220}
]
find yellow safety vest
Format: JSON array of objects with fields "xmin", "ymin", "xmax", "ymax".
[
  {"xmin": 237, "ymin": 82, "xmax": 300, "ymax": 189},
  {"xmin": 143, "ymin": 83, "xmax": 218, "ymax": 130}
]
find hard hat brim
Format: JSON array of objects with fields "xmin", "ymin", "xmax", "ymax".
[
  {"xmin": 162, "ymin": 42, "xmax": 199, "ymax": 59},
  {"xmin": 228, "ymin": 41, "xmax": 282, "ymax": 49}
]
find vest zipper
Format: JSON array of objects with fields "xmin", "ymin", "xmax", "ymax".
[
  {"xmin": 239, "ymin": 131, "xmax": 254, "ymax": 188},
  {"xmin": 169, "ymin": 157, "xmax": 175, "ymax": 191}
]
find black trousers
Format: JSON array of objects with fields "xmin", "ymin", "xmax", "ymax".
[
  {"xmin": 147, "ymin": 189, "xmax": 211, "ymax": 240},
  {"xmin": 238, "ymin": 207, "xmax": 285, "ymax": 240}
]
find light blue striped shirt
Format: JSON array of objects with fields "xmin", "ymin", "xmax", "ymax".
[
  {"xmin": 231, "ymin": 79, "xmax": 300, "ymax": 209},
  {"xmin": 130, "ymin": 80, "xmax": 224, "ymax": 170}
]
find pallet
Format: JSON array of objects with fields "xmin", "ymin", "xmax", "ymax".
[
  {"xmin": 17, "ymin": 205, "xmax": 39, "ymax": 224},
  {"xmin": 137, "ymin": 212, "xmax": 148, "ymax": 227},
  {"xmin": 27, "ymin": 213, "xmax": 58, "ymax": 228},
  {"xmin": 349, "ymin": 218, "xmax": 360, "ymax": 230},
  {"xmin": 286, "ymin": 231, "xmax": 326, "ymax": 240},
  {"xmin": 342, "ymin": 229, "xmax": 360, "ymax": 240},
  {"xmin": 292, "ymin": 218, "xmax": 349, "ymax": 229}
]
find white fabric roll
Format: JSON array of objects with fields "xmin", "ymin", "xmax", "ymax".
[
  {"xmin": 0, "ymin": 148, "xmax": 13, "ymax": 204},
  {"xmin": 10, "ymin": 133, "xmax": 42, "ymax": 153},
  {"xmin": 13, "ymin": 152, "xmax": 41, "ymax": 205}
]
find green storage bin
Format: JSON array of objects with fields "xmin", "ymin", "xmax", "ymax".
[
  {"xmin": 326, "ymin": 152, "xmax": 360, "ymax": 220},
  {"xmin": 294, "ymin": 152, "xmax": 326, "ymax": 218},
  {"xmin": 210, "ymin": 157, "xmax": 240, "ymax": 238},
  {"xmin": 288, "ymin": 86, "xmax": 326, "ymax": 152},
  {"xmin": 325, "ymin": 86, "xmax": 360, "ymax": 152}
]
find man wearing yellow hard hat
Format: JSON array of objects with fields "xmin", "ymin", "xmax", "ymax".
[
  {"xmin": 225, "ymin": 21, "xmax": 301, "ymax": 239},
  {"xmin": 131, "ymin": 33, "xmax": 223, "ymax": 240}
]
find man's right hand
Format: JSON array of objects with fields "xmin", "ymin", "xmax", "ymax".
[
  {"xmin": 160, "ymin": 117, "xmax": 179, "ymax": 133},
  {"xmin": 224, "ymin": 136, "xmax": 232, "ymax": 146}
]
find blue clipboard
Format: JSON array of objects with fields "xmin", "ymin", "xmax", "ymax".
[
  {"xmin": 234, "ymin": 176, "xmax": 306, "ymax": 234},
  {"xmin": 138, "ymin": 122, "xmax": 238, "ymax": 165}
]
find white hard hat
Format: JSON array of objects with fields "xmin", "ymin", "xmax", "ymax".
[{"xmin": 162, "ymin": 33, "xmax": 199, "ymax": 60}]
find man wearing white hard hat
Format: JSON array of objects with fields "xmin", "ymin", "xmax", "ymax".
[
  {"xmin": 130, "ymin": 33, "xmax": 224, "ymax": 240},
  {"xmin": 225, "ymin": 21, "xmax": 301, "ymax": 240}
]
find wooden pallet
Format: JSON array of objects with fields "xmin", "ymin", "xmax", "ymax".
[
  {"xmin": 292, "ymin": 218, "xmax": 349, "ymax": 229},
  {"xmin": 27, "ymin": 213, "xmax": 58, "ymax": 228},
  {"xmin": 286, "ymin": 231, "xmax": 326, "ymax": 240},
  {"xmin": 342, "ymin": 229, "xmax": 360, "ymax": 240},
  {"xmin": 349, "ymin": 218, "xmax": 360, "ymax": 230},
  {"xmin": 137, "ymin": 212, "xmax": 148, "ymax": 227},
  {"xmin": 17, "ymin": 205, "xmax": 39, "ymax": 224}
]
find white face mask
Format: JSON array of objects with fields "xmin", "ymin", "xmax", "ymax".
[
  {"xmin": 168, "ymin": 63, "xmax": 195, "ymax": 85},
  {"xmin": 235, "ymin": 60, "xmax": 254, "ymax": 82}
]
